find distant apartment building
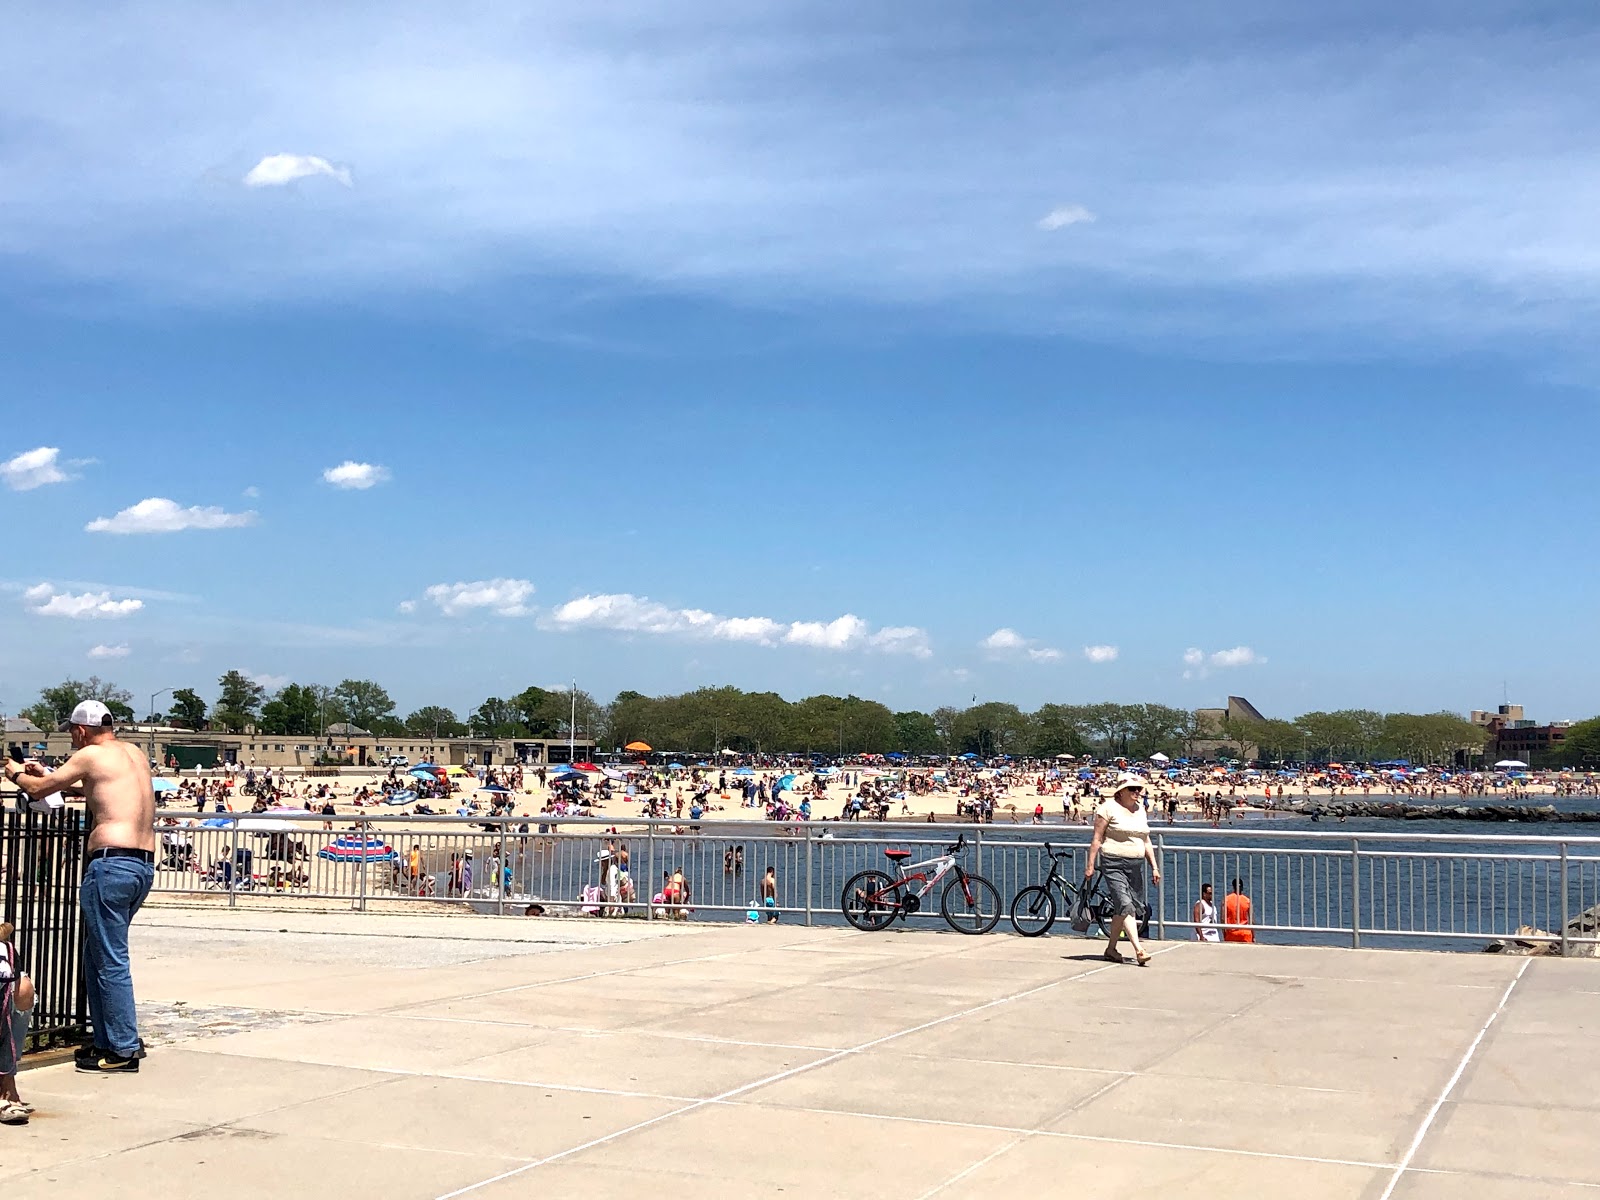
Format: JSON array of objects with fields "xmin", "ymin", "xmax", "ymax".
[{"xmin": 1471, "ymin": 704, "xmax": 1571, "ymax": 763}]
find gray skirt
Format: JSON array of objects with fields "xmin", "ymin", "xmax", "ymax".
[{"xmin": 1098, "ymin": 856, "xmax": 1146, "ymax": 917}]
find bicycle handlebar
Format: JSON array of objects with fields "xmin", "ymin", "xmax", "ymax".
[
  {"xmin": 945, "ymin": 834, "xmax": 968, "ymax": 855},
  {"xmin": 1043, "ymin": 842, "xmax": 1070, "ymax": 860}
]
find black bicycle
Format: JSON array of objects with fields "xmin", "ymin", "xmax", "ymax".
[{"xmin": 1008, "ymin": 843, "xmax": 1150, "ymax": 938}]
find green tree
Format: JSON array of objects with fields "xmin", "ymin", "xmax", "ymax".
[
  {"xmin": 469, "ymin": 697, "xmax": 521, "ymax": 738},
  {"xmin": 893, "ymin": 710, "xmax": 943, "ymax": 755},
  {"xmin": 1249, "ymin": 718, "xmax": 1302, "ymax": 762},
  {"xmin": 405, "ymin": 706, "xmax": 466, "ymax": 738},
  {"xmin": 214, "ymin": 669, "xmax": 265, "ymax": 732},
  {"xmin": 332, "ymin": 679, "xmax": 396, "ymax": 731},
  {"xmin": 25, "ymin": 676, "xmax": 134, "ymax": 729},
  {"xmin": 1560, "ymin": 716, "xmax": 1600, "ymax": 767},
  {"xmin": 1027, "ymin": 704, "xmax": 1091, "ymax": 759},
  {"xmin": 258, "ymin": 683, "xmax": 326, "ymax": 736},
  {"xmin": 168, "ymin": 688, "xmax": 208, "ymax": 730}
]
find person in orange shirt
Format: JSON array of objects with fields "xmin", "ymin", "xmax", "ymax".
[{"xmin": 1223, "ymin": 878, "xmax": 1254, "ymax": 943}]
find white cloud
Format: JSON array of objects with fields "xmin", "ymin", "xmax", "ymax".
[
  {"xmin": 543, "ymin": 592, "xmax": 923, "ymax": 655},
  {"xmin": 85, "ymin": 497, "xmax": 257, "ymax": 534},
  {"xmin": 1083, "ymin": 644, "xmax": 1119, "ymax": 663},
  {"xmin": 242, "ymin": 485, "xmax": 260, "ymax": 498},
  {"xmin": 24, "ymin": 583, "xmax": 143, "ymax": 619},
  {"xmin": 1183, "ymin": 647, "xmax": 1206, "ymax": 666},
  {"xmin": 422, "ymin": 578, "xmax": 535, "ymax": 617},
  {"xmin": 1209, "ymin": 645, "xmax": 1264, "ymax": 667},
  {"xmin": 1, "ymin": 446, "xmax": 72, "ymax": 490},
  {"xmin": 249, "ymin": 672, "xmax": 290, "ymax": 689},
  {"xmin": 88, "ymin": 643, "xmax": 130, "ymax": 659},
  {"xmin": 868, "ymin": 626, "xmax": 933, "ymax": 659},
  {"xmin": 1037, "ymin": 204, "xmax": 1096, "ymax": 231},
  {"xmin": 322, "ymin": 460, "xmax": 391, "ymax": 490},
  {"xmin": 981, "ymin": 627, "xmax": 1061, "ymax": 663},
  {"xmin": 980, "ymin": 628, "xmax": 1027, "ymax": 652},
  {"xmin": 784, "ymin": 615, "xmax": 868, "ymax": 651},
  {"xmin": 396, "ymin": 599, "xmax": 417, "ymax": 614},
  {"xmin": 243, "ymin": 153, "xmax": 352, "ymax": 188}
]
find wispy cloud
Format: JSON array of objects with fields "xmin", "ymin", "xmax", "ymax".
[
  {"xmin": 243, "ymin": 153, "xmax": 352, "ymax": 188},
  {"xmin": 86, "ymin": 498, "xmax": 257, "ymax": 534},
  {"xmin": 421, "ymin": 578, "xmax": 534, "ymax": 617},
  {"xmin": 1183, "ymin": 645, "xmax": 1265, "ymax": 678},
  {"xmin": 1083, "ymin": 644, "xmax": 1119, "ymax": 663},
  {"xmin": 980, "ymin": 627, "xmax": 1062, "ymax": 663},
  {"xmin": 24, "ymin": 583, "xmax": 143, "ymax": 619},
  {"xmin": 1037, "ymin": 205, "xmax": 1095, "ymax": 231},
  {"xmin": 87, "ymin": 643, "xmax": 130, "ymax": 659},
  {"xmin": 322, "ymin": 461, "xmax": 390, "ymax": 490},
  {"xmin": 8, "ymin": 7, "xmax": 1600, "ymax": 353},
  {"xmin": 1, "ymin": 446, "xmax": 72, "ymax": 490},
  {"xmin": 248, "ymin": 671, "xmax": 290, "ymax": 689},
  {"xmin": 544, "ymin": 592, "xmax": 929, "ymax": 656}
]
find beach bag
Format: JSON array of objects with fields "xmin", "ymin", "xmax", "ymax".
[{"xmin": 1070, "ymin": 884, "xmax": 1094, "ymax": 933}]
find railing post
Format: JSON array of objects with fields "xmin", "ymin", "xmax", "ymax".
[
  {"xmin": 358, "ymin": 816, "xmax": 369, "ymax": 913},
  {"xmin": 804, "ymin": 824, "xmax": 814, "ymax": 927},
  {"xmin": 1155, "ymin": 832, "xmax": 1166, "ymax": 942},
  {"xmin": 497, "ymin": 819, "xmax": 508, "ymax": 917},
  {"xmin": 1349, "ymin": 838, "xmax": 1360, "ymax": 949},
  {"xmin": 646, "ymin": 821, "xmax": 657, "ymax": 922},
  {"xmin": 228, "ymin": 813, "xmax": 238, "ymax": 909},
  {"xmin": 1559, "ymin": 842, "xmax": 1570, "ymax": 958}
]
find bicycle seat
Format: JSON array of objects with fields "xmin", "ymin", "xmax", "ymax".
[{"xmin": 883, "ymin": 849, "xmax": 912, "ymax": 861}]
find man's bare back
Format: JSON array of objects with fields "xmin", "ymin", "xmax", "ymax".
[{"xmin": 9, "ymin": 736, "xmax": 155, "ymax": 853}]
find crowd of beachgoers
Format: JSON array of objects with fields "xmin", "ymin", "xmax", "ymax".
[{"xmin": 144, "ymin": 752, "xmax": 1599, "ymax": 832}]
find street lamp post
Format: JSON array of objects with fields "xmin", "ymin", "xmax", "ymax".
[{"xmin": 149, "ymin": 687, "xmax": 174, "ymax": 768}]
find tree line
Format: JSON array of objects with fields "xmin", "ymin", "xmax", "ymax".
[{"xmin": 14, "ymin": 675, "xmax": 1546, "ymax": 765}]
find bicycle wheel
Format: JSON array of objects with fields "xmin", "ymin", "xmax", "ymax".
[
  {"xmin": 1008, "ymin": 885, "xmax": 1056, "ymax": 937},
  {"xmin": 841, "ymin": 870, "xmax": 899, "ymax": 932},
  {"xmin": 941, "ymin": 873, "xmax": 1001, "ymax": 934}
]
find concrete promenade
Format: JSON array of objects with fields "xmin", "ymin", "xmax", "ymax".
[{"xmin": 6, "ymin": 909, "xmax": 1597, "ymax": 1198}]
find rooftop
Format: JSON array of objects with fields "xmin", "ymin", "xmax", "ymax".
[{"xmin": 10, "ymin": 909, "xmax": 1595, "ymax": 1197}]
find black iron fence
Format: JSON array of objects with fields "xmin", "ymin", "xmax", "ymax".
[{"xmin": 1, "ymin": 806, "xmax": 89, "ymax": 1051}]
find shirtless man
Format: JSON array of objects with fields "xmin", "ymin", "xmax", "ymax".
[{"xmin": 4, "ymin": 700, "xmax": 154, "ymax": 1073}]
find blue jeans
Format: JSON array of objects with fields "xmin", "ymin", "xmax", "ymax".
[{"xmin": 80, "ymin": 857, "xmax": 154, "ymax": 1057}]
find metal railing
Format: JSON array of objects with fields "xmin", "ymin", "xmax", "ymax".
[
  {"xmin": 1, "ymin": 807, "xmax": 90, "ymax": 1049},
  {"xmin": 145, "ymin": 815, "xmax": 1600, "ymax": 953}
]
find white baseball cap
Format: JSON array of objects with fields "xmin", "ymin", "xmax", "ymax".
[{"xmin": 61, "ymin": 700, "xmax": 114, "ymax": 731}]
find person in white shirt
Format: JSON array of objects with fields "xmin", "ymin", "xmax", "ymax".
[
  {"xmin": 1193, "ymin": 882, "xmax": 1220, "ymax": 942},
  {"xmin": 1084, "ymin": 772, "xmax": 1161, "ymax": 966}
]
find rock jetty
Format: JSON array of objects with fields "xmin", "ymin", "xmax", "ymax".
[
  {"xmin": 1282, "ymin": 800, "xmax": 1599, "ymax": 823},
  {"xmin": 1485, "ymin": 904, "xmax": 1600, "ymax": 957}
]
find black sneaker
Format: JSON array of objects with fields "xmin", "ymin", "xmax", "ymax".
[
  {"xmin": 77, "ymin": 1038, "xmax": 146, "ymax": 1061},
  {"xmin": 76, "ymin": 1051, "xmax": 139, "ymax": 1074}
]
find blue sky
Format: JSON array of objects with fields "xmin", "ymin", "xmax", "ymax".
[{"xmin": 2, "ymin": 1, "xmax": 1597, "ymax": 723}]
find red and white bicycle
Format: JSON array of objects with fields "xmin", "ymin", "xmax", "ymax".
[{"xmin": 841, "ymin": 834, "xmax": 1001, "ymax": 935}]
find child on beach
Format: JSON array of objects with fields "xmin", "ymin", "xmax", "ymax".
[{"xmin": 0, "ymin": 923, "xmax": 35, "ymax": 1125}]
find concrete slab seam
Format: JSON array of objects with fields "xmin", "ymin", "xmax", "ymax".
[
  {"xmin": 1375, "ymin": 956, "xmax": 1532, "ymax": 1200},
  {"xmin": 431, "ymin": 945, "xmax": 1146, "ymax": 1198}
]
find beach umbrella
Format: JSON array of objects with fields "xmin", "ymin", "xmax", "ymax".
[
  {"xmin": 152, "ymin": 778, "xmax": 180, "ymax": 793},
  {"xmin": 1149, "ymin": 752, "xmax": 1170, "ymax": 763},
  {"xmin": 572, "ymin": 762, "xmax": 600, "ymax": 772},
  {"xmin": 667, "ymin": 762, "xmax": 686, "ymax": 771},
  {"xmin": 718, "ymin": 748, "xmax": 739, "ymax": 757},
  {"xmin": 478, "ymin": 784, "xmax": 511, "ymax": 795},
  {"xmin": 383, "ymin": 790, "xmax": 416, "ymax": 806},
  {"xmin": 408, "ymin": 766, "xmax": 439, "ymax": 780},
  {"xmin": 775, "ymin": 774, "xmax": 798, "ymax": 792},
  {"xmin": 624, "ymin": 741, "xmax": 652, "ymax": 752},
  {"xmin": 1494, "ymin": 759, "xmax": 1528, "ymax": 769},
  {"xmin": 960, "ymin": 752, "xmax": 981, "ymax": 760},
  {"xmin": 885, "ymin": 752, "xmax": 906, "ymax": 761},
  {"xmin": 317, "ymin": 836, "xmax": 397, "ymax": 863},
  {"xmin": 1077, "ymin": 769, "xmax": 1094, "ymax": 780},
  {"xmin": 444, "ymin": 766, "xmax": 468, "ymax": 777},
  {"xmin": 1054, "ymin": 753, "xmax": 1075, "ymax": 760},
  {"xmin": 734, "ymin": 766, "xmax": 754, "ymax": 776}
]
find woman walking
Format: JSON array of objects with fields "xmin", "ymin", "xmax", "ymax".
[{"xmin": 1084, "ymin": 773, "xmax": 1161, "ymax": 966}]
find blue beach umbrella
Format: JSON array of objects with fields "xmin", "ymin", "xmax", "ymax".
[
  {"xmin": 409, "ymin": 766, "xmax": 438, "ymax": 780},
  {"xmin": 478, "ymin": 784, "xmax": 511, "ymax": 795},
  {"xmin": 317, "ymin": 836, "xmax": 397, "ymax": 864},
  {"xmin": 734, "ymin": 766, "xmax": 754, "ymax": 776},
  {"xmin": 1078, "ymin": 770, "xmax": 1094, "ymax": 780},
  {"xmin": 667, "ymin": 762, "xmax": 686, "ymax": 771},
  {"xmin": 775, "ymin": 774, "xmax": 798, "ymax": 792},
  {"xmin": 152, "ymin": 778, "xmax": 179, "ymax": 793}
]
